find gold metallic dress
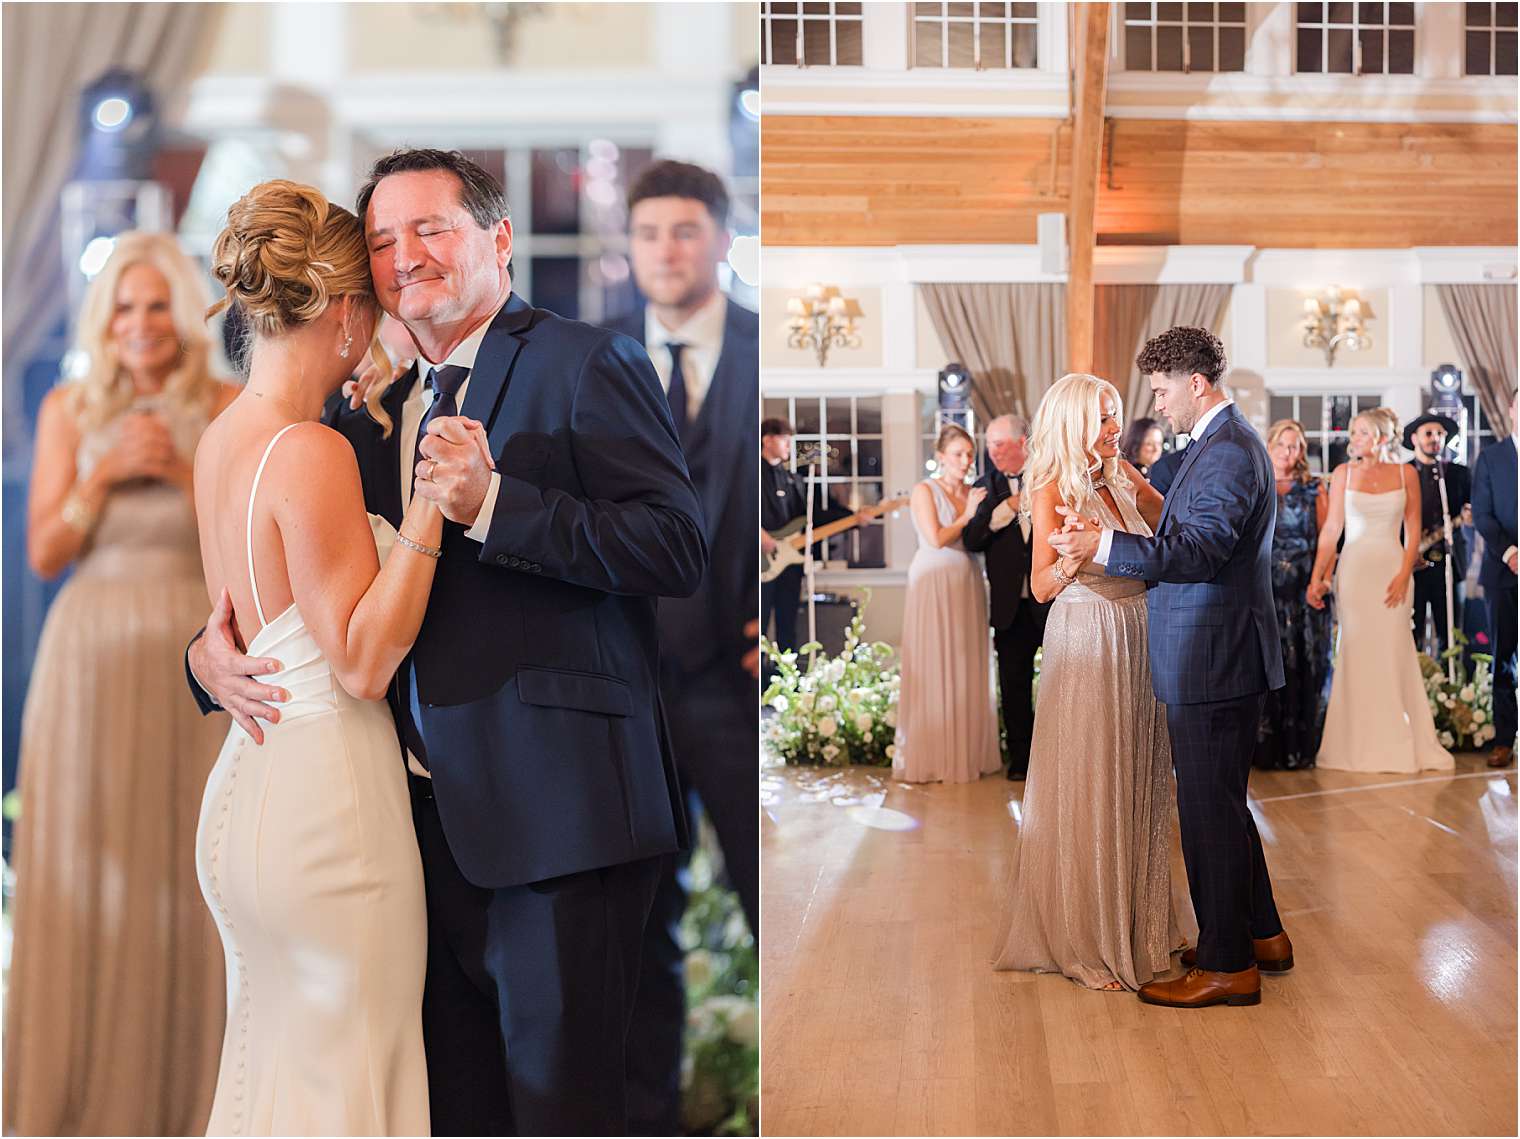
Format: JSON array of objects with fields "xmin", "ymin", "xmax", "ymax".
[{"xmin": 993, "ymin": 477, "xmax": 1196, "ymax": 991}]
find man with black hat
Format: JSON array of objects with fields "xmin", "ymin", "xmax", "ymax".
[{"xmin": 1404, "ymin": 411, "xmax": 1472, "ymax": 660}]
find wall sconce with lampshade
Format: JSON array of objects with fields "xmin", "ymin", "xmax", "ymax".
[
  {"xmin": 1301, "ymin": 286, "xmax": 1373, "ymax": 367},
  {"xmin": 786, "ymin": 284, "xmax": 863, "ymax": 367}
]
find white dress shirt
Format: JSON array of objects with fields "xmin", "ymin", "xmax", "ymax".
[
  {"xmin": 1094, "ymin": 398, "xmax": 1234, "ymax": 567},
  {"xmin": 643, "ymin": 291, "xmax": 726, "ymax": 423}
]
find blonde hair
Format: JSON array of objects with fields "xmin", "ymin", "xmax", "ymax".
[
  {"xmin": 66, "ymin": 231, "xmax": 219, "ymax": 433},
  {"xmin": 207, "ymin": 179, "xmax": 393, "ymax": 433},
  {"xmin": 1350, "ymin": 406, "xmax": 1399, "ymax": 462},
  {"xmin": 1024, "ymin": 373, "xmax": 1131, "ymax": 515},
  {"xmin": 1266, "ymin": 418, "xmax": 1315, "ymax": 485}
]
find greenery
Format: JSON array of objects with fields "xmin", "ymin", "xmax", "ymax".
[
  {"xmin": 760, "ymin": 597, "xmax": 899, "ymax": 766},
  {"xmin": 679, "ymin": 821, "xmax": 758, "ymax": 1135},
  {"xmin": 1419, "ymin": 634, "xmax": 1497, "ymax": 750}
]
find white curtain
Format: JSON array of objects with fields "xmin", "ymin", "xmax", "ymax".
[{"xmin": 2, "ymin": 3, "xmax": 217, "ymax": 451}]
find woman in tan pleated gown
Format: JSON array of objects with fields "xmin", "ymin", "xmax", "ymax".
[
  {"xmin": 5, "ymin": 234, "xmax": 238, "ymax": 1136},
  {"xmin": 993, "ymin": 374, "xmax": 1195, "ymax": 991},
  {"xmin": 893, "ymin": 424, "xmax": 1002, "ymax": 784}
]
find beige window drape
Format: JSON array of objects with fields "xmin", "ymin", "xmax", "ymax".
[
  {"xmin": 1435, "ymin": 284, "xmax": 1517, "ymax": 441},
  {"xmin": 3, "ymin": 3, "xmax": 216, "ymax": 451},
  {"xmin": 1094, "ymin": 284, "xmax": 1233, "ymax": 421},
  {"xmin": 918, "ymin": 283, "xmax": 1066, "ymax": 422}
]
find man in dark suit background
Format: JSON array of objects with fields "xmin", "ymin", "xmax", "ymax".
[
  {"xmin": 189, "ymin": 149, "xmax": 706, "ymax": 1136},
  {"xmin": 1145, "ymin": 441, "xmax": 1187, "ymax": 495},
  {"xmin": 1403, "ymin": 412, "xmax": 1473, "ymax": 659},
  {"xmin": 602, "ymin": 159, "xmax": 758, "ymax": 1135},
  {"xmin": 1053, "ymin": 327, "xmax": 1289, "ymax": 1010},
  {"xmin": 961, "ymin": 413, "xmax": 1048, "ymax": 780},
  {"xmin": 1471, "ymin": 390, "xmax": 1518, "ymax": 770}
]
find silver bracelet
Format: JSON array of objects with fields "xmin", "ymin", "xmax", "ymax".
[
  {"xmin": 395, "ymin": 532, "xmax": 442, "ymax": 559},
  {"xmin": 1051, "ymin": 561, "xmax": 1077, "ymax": 586}
]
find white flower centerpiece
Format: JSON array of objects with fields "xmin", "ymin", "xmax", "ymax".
[
  {"xmin": 761, "ymin": 597, "xmax": 899, "ymax": 767},
  {"xmin": 1419, "ymin": 635, "xmax": 1497, "ymax": 751}
]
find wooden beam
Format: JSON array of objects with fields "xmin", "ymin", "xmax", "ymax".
[{"xmin": 1066, "ymin": 2, "xmax": 1110, "ymax": 374}]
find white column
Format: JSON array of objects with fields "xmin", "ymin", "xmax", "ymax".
[
  {"xmin": 1228, "ymin": 283, "xmax": 1270, "ymax": 373},
  {"xmin": 882, "ymin": 390, "xmax": 922, "ymax": 569},
  {"xmin": 1246, "ymin": 0, "xmax": 1294, "ymax": 76},
  {"xmin": 654, "ymin": 2, "xmax": 735, "ymax": 169},
  {"xmin": 1038, "ymin": 1, "xmax": 1071, "ymax": 76},
  {"xmin": 863, "ymin": 1, "xmax": 910, "ymax": 71},
  {"xmin": 1416, "ymin": 1, "xmax": 1464, "ymax": 79},
  {"xmin": 880, "ymin": 281, "xmax": 918, "ymax": 374}
]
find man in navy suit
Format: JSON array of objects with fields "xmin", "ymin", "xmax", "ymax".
[
  {"xmin": 1052, "ymin": 327, "xmax": 1289, "ymax": 1009},
  {"xmin": 1471, "ymin": 389, "xmax": 1518, "ymax": 770},
  {"xmin": 188, "ymin": 149, "xmax": 706, "ymax": 1135},
  {"xmin": 601, "ymin": 159, "xmax": 758, "ymax": 1134}
]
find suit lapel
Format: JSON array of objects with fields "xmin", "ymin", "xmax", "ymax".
[
  {"xmin": 460, "ymin": 293, "xmax": 535, "ymax": 455},
  {"xmin": 1158, "ymin": 403, "xmax": 1236, "ymax": 530}
]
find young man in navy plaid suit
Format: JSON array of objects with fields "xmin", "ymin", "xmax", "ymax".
[{"xmin": 1051, "ymin": 326, "xmax": 1290, "ymax": 1008}]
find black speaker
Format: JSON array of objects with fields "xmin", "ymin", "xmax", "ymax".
[{"xmin": 797, "ymin": 592, "xmax": 859, "ymax": 657}]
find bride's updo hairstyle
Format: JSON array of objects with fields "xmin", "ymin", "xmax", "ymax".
[
  {"xmin": 1350, "ymin": 405, "xmax": 1399, "ymax": 462},
  {"xmin": 207, "ymin": 178, "xmax": 394, "ymax": 432},
  {"xmin": 1023, "ymin": 372, "xmax": 1132, "ymax": 515}
]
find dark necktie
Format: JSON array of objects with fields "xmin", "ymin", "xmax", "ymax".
[
  {"xmin": 665, "ymin": 342, "xmax": 688, "ymax": 440},
  {"xmin": 412, "ymin": 364, "xmax": 470, "ymax": 492}
]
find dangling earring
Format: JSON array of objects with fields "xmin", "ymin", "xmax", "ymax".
[{"xmin": 340, "ymin": 332, "xmax": 353, "ymax": 359}]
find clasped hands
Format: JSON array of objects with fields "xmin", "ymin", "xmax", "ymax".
[
  {"xmin": 414, "ymin": 416, "xmax": 495, "ymax": 526},
  {"xmin": 1047, "ymin": 504, "xmax": 1102, "ymax": 563}
]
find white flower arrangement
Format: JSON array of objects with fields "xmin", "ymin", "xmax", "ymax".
[
  {"xmin": 1419, "ymin": 638, "xmax": 1497, "ymax": 750},
  {"xmin": 761, "ymin": 594, "xmax": 900, "ymax": 767}
]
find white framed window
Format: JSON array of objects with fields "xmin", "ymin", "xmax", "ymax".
[
  {"xmin": 761, "ymin": 1, "xmax": 865, "ymax": 67},
  {"xmin": 1267, "ymin": 390, "xmax": 1385, "ymax": 473},
  {"xmin": 1294, "ymin": 2, "xmax": 1415, "ymax": 75},
  {"xmin": 911, "ymin": 2, "xmax": 1039, "ymax": 70},
  {"xmin": 765, "ymin": 394, "xmax": 887, "ymax": 567},
  {"xmin": 1121, "ymin": 1, "xmax": 1248, "ymax": 72},
  {"xmin": 1464, "ymin": 1, "xmax": 1519, "ymax": 76}
]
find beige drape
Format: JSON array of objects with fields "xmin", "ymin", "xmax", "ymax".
[
  {"xmin": 1435, "ymin": 284, "xmax": 1517, "ymax": 441},
  {"xmin": 918, "ymin": 283, "xmax": 1066, "ymax": 421},
  {"xmin": 1094, "ymin": 283, "xmax": 1232, "ymax": 419},
  {"xmin": 2, "ymin": 3, "xmax": 216, "ymax": 451}
]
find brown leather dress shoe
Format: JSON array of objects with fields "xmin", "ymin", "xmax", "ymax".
[
  {"xmin": 1179, "ymin": 930, "xmax": 1294, "ymax": 973},
  {"xmin": 1489, "ymin": 746, "xmax": 1513, "ymax": 769},
  {"xmin": 1138, "ymin": 966, "xmax": 1261, "ymax": 1008}
]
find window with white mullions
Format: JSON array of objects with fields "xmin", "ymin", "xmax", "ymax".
[
  {"xmin": 1121, "ymin": 2, "xmax": 1248, "ymax": 73},
  {"xmin": 1294, "ymin": 2, "xmax": 1415, "ymax": 75},
  {"xmin": 765, "ymin": 395, "xmax": 887, "ymax": 567},
  {"xmin": 1267, "ymin": 391, "xmax": 1384, "ymax": 474},
  {"xmin": 1465, "ymin": 1, "xmax": 1519, "ymax": 76},
  {"xmin": 762, "ymin": 1, "xmax": 865, "ymax": 67},
  {"xmin": 911, "ymin": 2, "xmax": 1039, "ymax": 70}
]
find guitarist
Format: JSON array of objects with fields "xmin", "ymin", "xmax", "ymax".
[
  {"xmin": 1403, "ymin": 412, "xmax": 1471, "ymax": 660},
  {"xmin": 961, "ymin": 414, "xmax": 1049, "ymax": 780},
  {"xmin": 761, "ymin": 418, "xmax": 854, "ymax": 654}
]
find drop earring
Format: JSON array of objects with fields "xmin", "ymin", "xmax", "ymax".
[{"xmin": 340, "ymin": 332, "xmax": 353, "ymax": 359}]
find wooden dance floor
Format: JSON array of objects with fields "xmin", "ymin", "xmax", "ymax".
[{"xmin": 759, "ymin": 755, "xmax": 1517, "ymax": 1136}]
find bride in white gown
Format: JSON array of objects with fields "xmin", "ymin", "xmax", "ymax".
[
  {"xmin": 1309, "ymin": 408, "xmax": 1453, "ymax": 773},
  {"xmin": 192, "ymin": 180, "xmax": 484, "ymax": 1136}
]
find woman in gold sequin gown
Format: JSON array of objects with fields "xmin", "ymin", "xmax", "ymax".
[
  {"xmin": 994, "ymin": 374, "xmax": 1195, "ymax": 991},
  {"xmin": 5, "ymin": 234, "xmax": 240, "ymax": 1135}
]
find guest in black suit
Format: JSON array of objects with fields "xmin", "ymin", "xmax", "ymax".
[
  {"xmin": 1146, "ymin": 442, "xmax": 1187, "ymax": 495},
  {"xmin": 1472, "ymin": 390, "xmax": 1518, "ymax": 769},
  {"xmin": 189, "ymin": 149, "xmax": 706, "ymax": 1136},
  {"xmin": 760, "ymin": 419, "xmax": 851, "ymax": 652},
  {"xmin": 602, "ymin": 160, "xmax": 758, "ymax": 1135},
  {"xmin": 1403, "ymin": 413, "xmax": 1472, "ymax": 659},
  {"xmin": 961, "ymin": 413, "xmax": 1049, "ymax": 779}
]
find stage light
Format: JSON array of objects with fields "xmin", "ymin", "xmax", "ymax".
[
  {"xmin": 78, "ymin": 236, "xmax": 117, "ymax": 278},
  {"xmin": 739, "ymin": 88, "xmax": 760, "ymax": 121},
  {"xmin": 92, "ymin": 96, "xmax": 133, "ymax": 132},
  {"xmin": 938, "ymin": 363, "xmax": 972, "ymax": 411}
]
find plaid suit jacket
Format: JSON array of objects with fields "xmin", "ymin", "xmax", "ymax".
[{"xmin": 1105, "ymin": 402, "xmax": 1285, "ymax": 706}]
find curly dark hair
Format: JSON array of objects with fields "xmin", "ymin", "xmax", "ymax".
[
  {"xmin": 1136, "ymin": 326, "xmax": 1228, "ymax": 386},
  {"xmin": 355, "ymin": 148, "xmax": 509, "ymax": 230},
  {"xmin": 627, "ymin": 159, "xmax": 730, "ymax": 227}
]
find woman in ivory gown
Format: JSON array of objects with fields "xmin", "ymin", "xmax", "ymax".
[
  {"xmin": 1309, "ymin": 408, "xmax": 1453, "ymax": 773},
  {"xmin": 893, "ymin": 423, "xmax": 1002, "ymax": 783},
  {"xmin": 192, "ymin": 180, "xmax": 488, "ymax": 1137},
  {"xmin": 994, "ymin": 374, "xmax": 1195, "ymax": 991}
]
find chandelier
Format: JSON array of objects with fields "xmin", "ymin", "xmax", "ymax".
[
  {"xmin": 1301, "ymin": 286, "xmax": 1372, "ymax": 367},
  {"xmin": 786, "ymin": 284, "xmax": 863, "ymax": 368}
]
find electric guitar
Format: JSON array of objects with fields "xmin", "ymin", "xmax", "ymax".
[{"xmin": 760, "ymin": 496, "xmax": 909, "ymax": 583}]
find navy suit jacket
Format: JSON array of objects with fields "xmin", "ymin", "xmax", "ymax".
[
  {"xmin": 1145, "ymin": 446, "xmax": 1186, "ymax": 496},
  {"xmin": 1472, "ymin": 435, "xmax": 1518, "ymax": 595},
  {"xmin": 1105, "ymin": 402, "xmax": 1285, "ymax": 706},
  {"xmin": 327, "ymin": 293, "xmax": 705, "ymax": 888},
  {"xmin": 604, "ymin": 299, "xmax": 758, "ymax": 694}
]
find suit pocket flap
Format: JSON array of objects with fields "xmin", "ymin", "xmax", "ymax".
[{"xmin": 517, "ymin": 667, "xmax": 632, "ymax": 717}]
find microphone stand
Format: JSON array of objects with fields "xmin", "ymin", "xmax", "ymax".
[
  {"xmin": 803, "ymin": 461, "xmax": 819, "ymax": 670},
  {"xmin": 1434, "ymin": 458, "xmax": 1458, "ymax": 685}
]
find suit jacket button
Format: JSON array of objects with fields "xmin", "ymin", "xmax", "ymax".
[
  {"xmin": 531, "ymin": 563, "xmax": 542, "ymax": 573},
  {"xmin": 496, "ymin": 554, "xmax": 508, "ymax": 565},
  {"xmin": 508, "ymin": 556, "xmax": 521, "ymax": 568}
]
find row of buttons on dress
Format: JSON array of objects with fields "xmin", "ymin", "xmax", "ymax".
[
  {"xmin": 496, "ymin": 554, "xmax": 542, "ymax": 573},
  {"xmin": 206, "ymin": 746, "xmax": 250, "ymax": 1136}
]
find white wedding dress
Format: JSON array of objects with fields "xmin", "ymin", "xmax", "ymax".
[
  {"xmin": 195, "ymin": 424, "xmax": 430, "ymax": 1136},
  {"xmin": 1317, "ymin": 484, "xmax": 1453, "ymax": 773}
]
